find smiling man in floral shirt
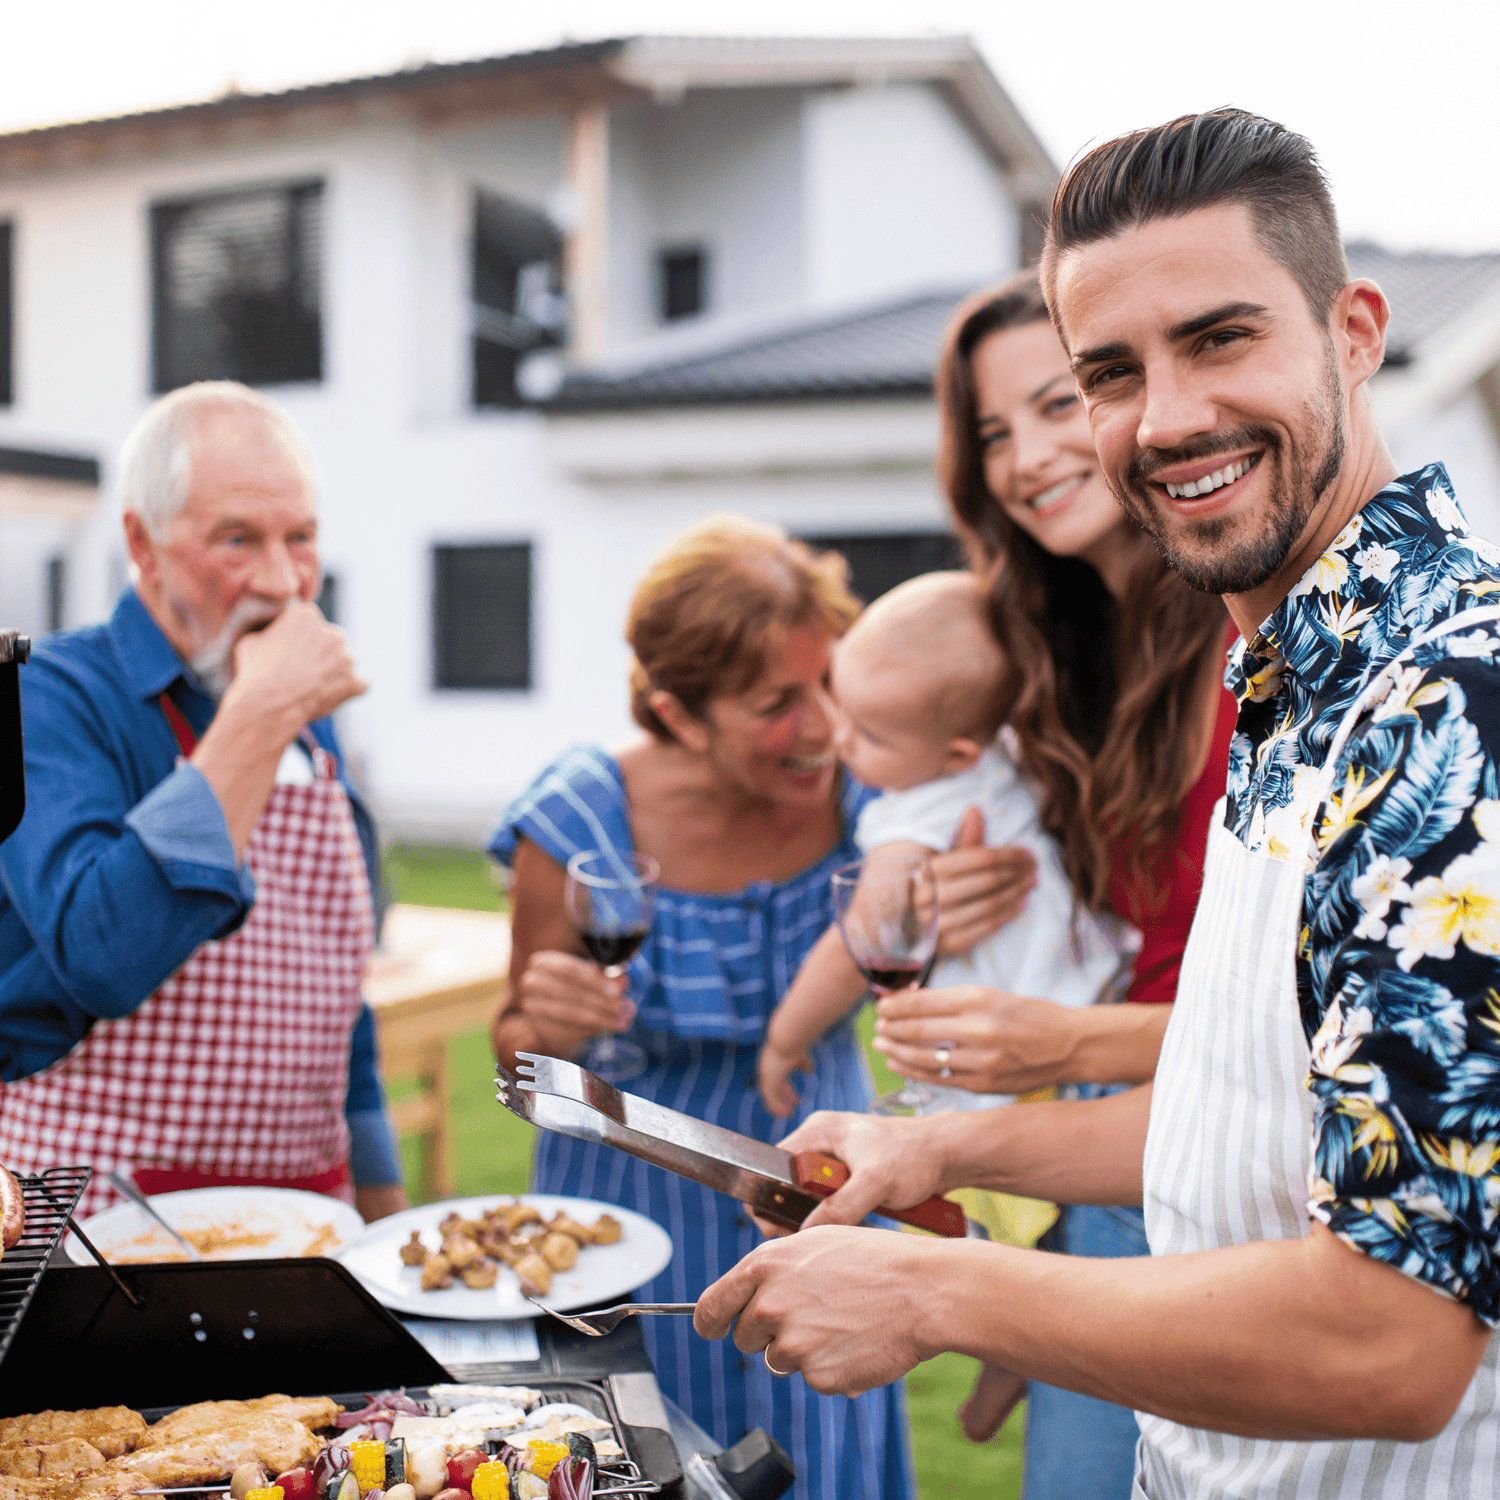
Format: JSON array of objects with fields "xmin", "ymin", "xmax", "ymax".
[
  {"xmin": 1226, "ymin": 460, "xmax": 1500, "ymax": 1321},
  {"xmin": 693, "ymin": 109, "xmax": 1500, "ymax": 1500}
]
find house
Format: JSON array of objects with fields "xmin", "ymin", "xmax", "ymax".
[{"xmin": 0, "ymin": 37, "xmax": 1495, "ymax": 843}]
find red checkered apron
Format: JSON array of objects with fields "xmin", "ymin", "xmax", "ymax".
[{"xmin": 0, "ymin": 698, "xmax": 376, "ymax": 1217}]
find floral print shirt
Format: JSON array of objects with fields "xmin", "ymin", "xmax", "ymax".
[{"xmin": 1226, "ymin": 463, "xmax": 1500, "ymax": 1326}]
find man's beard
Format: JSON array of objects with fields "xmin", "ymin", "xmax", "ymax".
[
  {"xmin": 1112, "ymin": 348, "xmax": 1346, "ymax": 596},
  {"xmin": 188, "ymin": 597, "xmax": 284, "ymax": 698}
]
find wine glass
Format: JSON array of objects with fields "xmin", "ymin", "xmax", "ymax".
[
  {"xmin": 831, "ymin": 849, "xmax": 945, "ymax": 1114},
  {"xmin": 564, "ymin": 850, "xmax": 659, "ymax": 1084}
]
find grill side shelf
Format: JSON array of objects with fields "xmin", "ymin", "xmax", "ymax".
[{"xmin": 0, "ymin": 1167, "xmax": 92, "ymax": 1366}]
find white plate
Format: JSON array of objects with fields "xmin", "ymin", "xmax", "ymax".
[
  {"xmin": 66, "ymin": 1186, "xmax": 366, "ymax": 1265},
  {"xmin": 338, "ymin": 1194, "xmax": 674, "ymax": 1321}
]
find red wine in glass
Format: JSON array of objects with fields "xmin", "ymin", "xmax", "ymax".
[
  {"xmin": 858, "ymin": 960, "xmax": 926, "ymax": 993},
  {"xmin": 580, "ymin": 927, "xmax": 651, "ymax": 971},
  {"xmin": 565, "ymin": 850, "xmax": 660, "ymax": 1083},
  {"xmin": 831, "ymin": 850, "xmax": 942, "ymax": 1113}
]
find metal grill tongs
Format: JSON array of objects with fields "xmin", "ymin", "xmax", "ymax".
[{"xmin": 497, "ymin": 1053, "xmax": 968, "ymax": 1237}]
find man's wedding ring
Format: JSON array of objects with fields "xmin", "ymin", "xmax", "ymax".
[
  {"xmin": 934, "ymin": 1047, "xmax": 952, "ymax": 1080},
  {"xmin": 764, "ymin": 1348, "xmax": 792, "ymax": 1377}
]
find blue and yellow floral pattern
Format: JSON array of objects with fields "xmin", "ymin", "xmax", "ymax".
[{"xmin": 1227, "ymin": 464, "xmax": 1500, "ymax": 1325}]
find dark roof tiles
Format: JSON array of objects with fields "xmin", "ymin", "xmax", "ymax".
[{"xmin": 548, "ymin": 243, "xmax": 1500, "ymax": 414}]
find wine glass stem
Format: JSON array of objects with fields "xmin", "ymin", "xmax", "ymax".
[{"xmin": 597, "ymin": 962, "xmax": 627, "ymax": 1057}]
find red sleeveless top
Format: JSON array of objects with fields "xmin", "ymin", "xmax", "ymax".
[{"xmin": 1106, "ymin": 679, "xmax": 1238, "ymax": 1006}]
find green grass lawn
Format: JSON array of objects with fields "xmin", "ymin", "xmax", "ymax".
[{"xmin": 382, "ymin": 843, "xmax": 1026, "ymax": 1498}]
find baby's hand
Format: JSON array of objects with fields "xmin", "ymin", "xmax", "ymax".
[{"xmin": 757, "ymin": 1039, "xmax": 813, "ymax": 1118}]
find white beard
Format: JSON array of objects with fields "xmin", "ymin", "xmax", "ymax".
[{"xmin": 188, "ymin": 597, "xmax": 284, "ymax": 699}]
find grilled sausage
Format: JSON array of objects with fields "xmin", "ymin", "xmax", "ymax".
[{"xmin": 0, "ymin": 1165, "xmax": 23, "ymax": 1252}]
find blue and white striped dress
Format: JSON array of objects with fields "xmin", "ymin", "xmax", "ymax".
[{"xmin": 490, "ymin": 746, "xmax": 915, "ymax": 1500}]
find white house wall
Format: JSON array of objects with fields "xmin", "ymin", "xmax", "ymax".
[
  {"xmin": 1389, "ymin": 386, "xmax": 1500, "ymax": 543},
  {"xmin": 605, "ymin": 90, "xmax": 806, "ymax": 350},
  {"xmin": 801, "ymin": 82, "xmax": 1017, "ymax": 310},
  {"xmin": 0, "ymin": 106, "xmax": 978, "ymax": 845}
]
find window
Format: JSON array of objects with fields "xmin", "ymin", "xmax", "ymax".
[
  {"xmin": 801, "ymin": 531, "xmax": 965, "ymax": 605},
  {"xmin": 472, "ymin": 191, "xmax": 566, "ymax": 409},
  {"xmin": 658, "ymin": 246, "xmax": 706, "ymax": 322},
  {"xmin": 45, "ymin": 556, "xmax": 64, "ymax": 633},
  {"xmin": 0, "ymin": 220, "xmax": 12, "ymax": 408},
  {"xmin": 151, "ymin": 180, "xmax": 323, "ymax": 393},
  {"xmin": 432, "ymin": 543, "xmax": 532, "ymax": 690}
]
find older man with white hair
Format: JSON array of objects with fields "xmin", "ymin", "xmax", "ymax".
[{"xmin": 0, "ymin": 381, "xmax": 406, "ymax": 1220}]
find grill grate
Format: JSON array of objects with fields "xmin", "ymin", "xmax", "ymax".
[{"xmin": 0, "ymin": 1167, "xmax": 92, "ymax": 1366}]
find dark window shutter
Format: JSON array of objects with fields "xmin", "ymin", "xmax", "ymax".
[
  {"xmin": 658, "ymin": 247, "xmax": 707, "ymax": 322},
  {"xmin": 152, "ymin": 181, "xmax": 323, "ymax": 392},
  {"xmin": 800, "ymin": 531, "xmax": 965, "ymax": 605},
  {"xmin": 0, "ymin": 221, "xmax": 12, "ymax": 408},
  {"xmin": 432, "ymin": 543, "xmax": 532, "ymax": 690}
]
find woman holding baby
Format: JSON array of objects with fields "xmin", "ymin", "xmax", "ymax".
[
  {"xmin": 856, "ymin": 268, "xmax": 1238, "ymax": 1496},
  {"xmin": 488, "ymin": 521, "xmax": 1032, "ymax": 1500}
]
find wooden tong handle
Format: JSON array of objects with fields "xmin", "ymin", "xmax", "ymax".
[{"xmin": 791, "ymin": 1151, "xmax": 966, "ymax": 1238}]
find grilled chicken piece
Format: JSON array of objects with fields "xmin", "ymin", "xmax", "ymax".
[
  {"xmin": 0, "ymin": 1440, "xmax": 106, "ymax": 1478},
  {"xmin": 139, "ymin": 1398, "xmax": 339, "ymax": 1447},
  {"xmin": 238, "ymin": 1398, "xmax": 341, "ymax": 1431},
  {"xmin": 0, "ymin": 1412, "xmax": 144, "ymax": 1457},
  {"xmin": 76, "ymin": 1417, "xmax": 322, "ymax": 1500},
  {"xmin": 0, "ymin": 1476, "xmax": 54, "ymax": 1500}
]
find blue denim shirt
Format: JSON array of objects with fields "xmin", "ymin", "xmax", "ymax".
[{"xmin": 0, "ymin": 589, "xmax": 400, "ymax": 1185}]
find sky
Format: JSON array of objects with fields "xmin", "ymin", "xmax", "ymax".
[{"xmin": 2, "ymin": 0, "xmax": 1497, "ymax": 251}]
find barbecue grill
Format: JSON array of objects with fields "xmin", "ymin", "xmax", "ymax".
[
  {"xmin": 0, "ymin": 1214, "xmax": 790, "ymax": 1499},
  {"xmin": 0, "ymin": 1167, "xmax": 92, "ymax": 1364}
]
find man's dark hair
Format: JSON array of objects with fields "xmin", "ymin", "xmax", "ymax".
[{"xmin": 1042, "ymin": 109, "xmax": 1349, "ymax": 326}]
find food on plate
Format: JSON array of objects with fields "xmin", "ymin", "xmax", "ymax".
[
  {"xmin": 442, "ymin": 1237, "xmax": 483, "ymax": 1272},
  {"xmin": 0, "ymin": 1164, "xmax": 24, "ymax": 1253},
  {"xmin": 491, "ymin": 1204, "xmax": 541, "ymax": 1233},
  {"xmin": 459, "ymin": 1261, "xmax": 497, "ymax": 1291},
  {"xmin": 419, "ymin": 1253, "xmax": 453, "ymax": 1292},
  {"xmin": 397, "ymin": 1202, "xmax": 623, "ymax": 1298},
  {"xmin": 512, "ymin": 1253, "xmax": 552, "ymax": 1298},
  {"xmin": 0, "ymin": 1410, "xmax": 145, "ymax": 1458},
  {"xmin": 538, "ymin": 1235, "xmax": 576, "ymax": 1274},
  {"xmin": 586, "ymin": 1216, "xmax": 621, "ymax": 1247},
  {"xmin": 544, "ymin": 1215, "xmax": 592, "ymax": 1247}
]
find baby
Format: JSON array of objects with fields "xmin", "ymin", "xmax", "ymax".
[{"xmin": 757, "ymin": 570, "xmax": 1129, "ymax": 1442}]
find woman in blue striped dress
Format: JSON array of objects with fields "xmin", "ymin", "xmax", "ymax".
[{"xmin": 490, "ymin": 518, "xmax": 1026, "ymax": 1499}]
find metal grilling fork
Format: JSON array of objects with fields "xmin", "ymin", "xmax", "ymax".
[{"xmin": 525, "ymin": 1294, "xmax": 696, "ymax": 1336}]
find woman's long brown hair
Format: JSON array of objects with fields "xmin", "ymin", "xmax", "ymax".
[{"xmin": 937, "ymin": 270, "xmax": 1228, "ymax": 915}]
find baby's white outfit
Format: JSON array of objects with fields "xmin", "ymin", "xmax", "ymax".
[{"xmin": 855, "ymin": 741, "xmax": 1134, "ymax": 1111}]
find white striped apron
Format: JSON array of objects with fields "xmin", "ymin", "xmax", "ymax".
[{"xmin": 1135, "ymin": 608, "xmax": 1500, "ymax": 1499}]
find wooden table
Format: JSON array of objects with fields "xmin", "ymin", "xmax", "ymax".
[{"xmin": 364, "ymin": 903, "xmax": 510, "ymax": 1199}]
